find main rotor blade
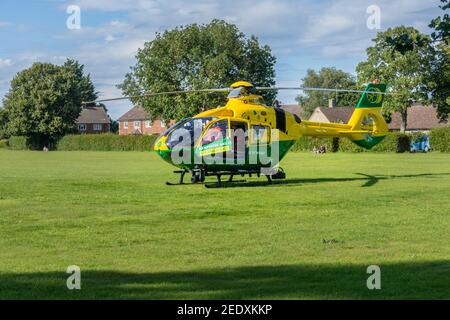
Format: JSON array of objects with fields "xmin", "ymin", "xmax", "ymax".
[
  {"xmin": 82, "ymin": 88, "xmax": 231, "ymax": 104},
  {"xmin": 83, "ymin": 85, "xmax": 396, "ymax": 104},
  {"xmin": 255, "ymin": 86, "xmax": 395, "ymax": 95}
]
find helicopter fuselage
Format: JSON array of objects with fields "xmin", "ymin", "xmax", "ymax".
[
  {"xmin": 153, "ymin": 91, "xmax": 388, "ymax": 174},
  {"xmin": 154, "ymin": 94, "xmax": 301, "ymax": 171}
]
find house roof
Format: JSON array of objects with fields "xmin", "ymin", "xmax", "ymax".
[
  {"xmin": 310, "ymin": 104, "xmax": 448, "ymax": 130},
  {"xmin": 77, "ymin": 106, "xmax": 110, "ymax": 124},
  {"xmin": 281, "ymin": 104, "xmax": 303, "ymax": 117},
  {"xmin": 388, "ymin": 104, "xmax": 448, "ymax": 130},
  {"xmin": 314, "ymin": 107, "xmax": 354, "ymax": 123},
  {"xmin": 118, "ymin": 106, "xmax": 152, "ymax": 122}
]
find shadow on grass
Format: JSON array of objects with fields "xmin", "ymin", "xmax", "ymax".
[
  {"xmin": 205, "ymin": 173, "xmax": 450, "ymax": 188},
  {"xmin": 1, "ymin": 261, "xmax": 449, "ymax": 299}
]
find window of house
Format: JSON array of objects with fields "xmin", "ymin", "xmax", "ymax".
[
  {"xmin": 78, "ymin": 124, "xmax": 86, "ymax": 131},
  {"xmin": 93, "ymin": 124, "xmax": 102, "ymax": 131},
  {"xmin": 145, "ymin": 120, "xmax": 152, "ymax": 128},
  {"xmin": 134, "ymin": 121, "xmax": 141, "ymax": 129},
  {"xmin": 124, "ymin": 121, "xmax": 129, "ymax": 129},
  {"xmin": 160, "ymin": 120, "xmax": 166, "ymax": 128}
]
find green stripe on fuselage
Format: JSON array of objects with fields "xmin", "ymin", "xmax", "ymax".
[{"xmin": 156, "ymin": 140, "xmax": 296, "ymax": 171}]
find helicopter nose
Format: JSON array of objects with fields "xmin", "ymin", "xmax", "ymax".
[
  {"xmin": 154, "ymin": 137, "xmax": 164, "ymax": 151},
  {"xmin": 154, "ymin": 136, "xmax": 168, "ymax": 153},
  {"xmin": 154, "ymin": 136, "xmax": 173, "ymax": 162}
]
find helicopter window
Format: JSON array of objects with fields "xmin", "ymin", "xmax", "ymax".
[
  {"xmin": 158, "ymin": 119, "xmax": 187, "ymax": 139},
  {"xmin": 251, "ymin": 125, "xmax": 270, "ymax": 144},
  {"xmin": 201, "ymin": 119, "xmax": 229, "ymax": 146},
  {"xmin": 227, "ymin": 86, "xmax": 257, "ymax": 99},
  {"xmin": 165, "ymin": 117, "xmax": 216, "ymax": 148},
  {"xmin": 231, "ymin": 121, "xmax": 248, "ymax": 160}
]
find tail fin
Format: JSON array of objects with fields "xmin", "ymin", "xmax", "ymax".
[{"xmin": 347, "ymin": 82, "xmax": 389, "ymax": 149}]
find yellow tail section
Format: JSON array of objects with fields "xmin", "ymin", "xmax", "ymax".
[{"xmin": 297, "ymin": 83, "xmax": 389, "ymax": 149}]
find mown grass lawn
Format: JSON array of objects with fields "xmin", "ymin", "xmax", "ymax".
[{"xmin": 0, "ymin": 149, "xmax": 449, "ymax": 299}]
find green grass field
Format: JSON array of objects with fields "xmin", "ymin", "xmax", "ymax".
[{"xmin": 0, "ymin": 150, "xmax": 449, "ymax": 299}]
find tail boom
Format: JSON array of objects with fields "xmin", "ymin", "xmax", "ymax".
[{"xmin": 295, "ymin": 82, "xmax": 389, "ymax": 150}]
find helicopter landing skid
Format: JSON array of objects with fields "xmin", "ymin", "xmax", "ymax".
[
  {"xmin": 165, "ymin": 169, "xmax": 206, "ymax": 186},
  {"xmin": 165, "ymin": 170, "xmax": 189, "ymax": 186},
  {"xmin": 205, "ymin": 168, "xmax": 286, "ymax": 188},
  {"xmin": 166, "ymin": 168, "xmax": 286, "ymax": 187}
]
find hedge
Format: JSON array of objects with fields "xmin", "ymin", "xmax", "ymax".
[
  {"xmin": 373, "ymin": 132, "xmax": 411, "ymax": 153},
  {"xmin": 57, "ymin": 133, "xmax": 159, "ymax": 151},
  {"xmin": 0, "ymin": 139, "xmax": 8, "ymax": 149},
  {"xmin": 8, "ymin": 136, "xmax": 29, "ymax": 150},
  {"xmin": 292, "ymin": 132, "xmax": 411, "ymax": 153},
  {"xmin": 291, "ymin": 136, "xmax": 334, "ymax": 152},
  {"xmin": 430, "ymin": 127, "xmax": 450, "ymax": 152}
]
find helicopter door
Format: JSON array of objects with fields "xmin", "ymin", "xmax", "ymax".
[
  {"xmin": 274, "ymin": 108, "xmax": 286, "ymax": 133},
  {"xmin": 230, "ymin": 121, "xmax": 248, "ymax": 163},
  {"xmin": 196, "ymin": 119, "xmax": 230, "ymax": 158},
  {"xmin": 250, "ymin": 125, "xmax": 271, "ymax": 164}
]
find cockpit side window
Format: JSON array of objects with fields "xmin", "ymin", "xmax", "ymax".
[
  {"xmin": 165, "ymin": 117, "xmax": 216, "ymax": 148},
  {"xmin": 201, "ymin": 119, "xmax": 229, "ymax": 146}
]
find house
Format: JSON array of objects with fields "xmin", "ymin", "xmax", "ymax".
[
  {"xmin": 76, "ymin": 106, "xmax": 111, "ymax": 133},
  {"xmin": 118, "ymin": 106, "xmax": 174, "ymax": 135},
  {"xmin": 308, "ymin": 102, "xmax": 448, "ymax": 132},
  {"xmin": 281, "ymin": 104, "xmax": 304, "ymax": 117},
  {"xmin": 308, "ymin": 99, "xmax": 354, "ymax": 124},
  {"xmin": 388, "ymin": 104, "xmax": 448, "ymax": 132}
]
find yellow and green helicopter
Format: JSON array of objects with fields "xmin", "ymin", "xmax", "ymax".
[{"xmin": 88, "ymin": 80, "xmax": 389, "ymax": 186}]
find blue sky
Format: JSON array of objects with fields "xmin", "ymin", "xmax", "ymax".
[{"xmin": 0, "ymin": 0, "xmax": 443, "ymax": 119}]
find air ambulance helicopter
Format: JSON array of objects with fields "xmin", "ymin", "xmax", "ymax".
[{"xmin": 86, "ymin": 80, "xmax": 389, "ymax": 187}]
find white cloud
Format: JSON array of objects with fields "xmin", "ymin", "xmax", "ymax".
[
  {"xmin": 71, "ymin": 0, "xmax": 142, "ymax": 12},
  {"xmin": 1, "ymin": 0, "xmax": 442, "ymax": 109},
  {"xmin": 105, "ymin": 35, "xmax": 116, "ymax": 42},
  {"xmin": 0, "ymin": 21, "xmax": 12, "ymax": 28},
  {"xmin": 0, "ymin": 59, "xmax": 13, "ymax": 68}
]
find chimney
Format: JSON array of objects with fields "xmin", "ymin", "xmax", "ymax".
[{"xmin": 328, "ymin": 98, "xmax": 336, "ymax": 108}]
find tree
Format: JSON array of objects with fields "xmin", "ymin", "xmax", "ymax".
[
  {"xmin": 357, "ymin": 26, "xmax": 435, "ymax": 132},
  {"xmin": 0, "ymin": 108, "xmax": 7, "ymax": 139},
  {"xmin": 429, "ymin": 0, "xmax": 450, "ymax": 120},
  {"xmin": 63, "ymin": 59, "xmax": 98, "ymax": 104},
  {"xmin": 430, "ymin": 0, "xmax": 450, "ymax": 45},
  {"xmin": 119, "ymin": 20, "xmax": 276, "ymax": 121},
  {"xmin": 2, "ymin": 60, "xmax": 97, "ymax": 147},
  {"xmin": 110, "ymin": 119, "xmax": 119, "ymax": 134},
  {"xmin": 295, "ymin": 67, "xmax": 359, "ymax": 118}
]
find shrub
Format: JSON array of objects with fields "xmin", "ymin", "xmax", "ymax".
[
  {"xmin": 290, "ymin": 136, "xmax": 334, "ymax": 152},
  {"xmin": 292, "ymin": 132, "xmax": 411, "ymax": 153},
  {"xmin": 0, "ymin": 139, "xmax": 8, "ymax": 149},
  {"xmin": 338, "ymin": 138, "xmax": 367, "ymax": 153},
  {"xmin": 8, "ymin": 136, "xmax": 29, "ymax": 150},
  {"xmin": 430, "ymin": 127, "xmax": 450, "ymax": 152},
  {"xmin": 57, "ymin": 133, "xmax": 159, "ymax": 151},
  {"xmin": 372, "ymin": 132, "xmax": 411, "ymax": 153}
]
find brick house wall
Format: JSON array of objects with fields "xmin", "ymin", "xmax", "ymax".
[
  {"xmin": 78, "ymin": 123, "xmax": 111, "ymax": 134},
  {"xmin": 119, "ymin": 119, "xmax": 175, "ymax": 135},
  {"xmin": 77, "ymin": 106, "xmax": 111, "ymax": 134}
]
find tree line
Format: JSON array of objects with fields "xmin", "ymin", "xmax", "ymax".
[{"xmin": 0, "ymin": 2, "xmax": 448, "ymax": 147}]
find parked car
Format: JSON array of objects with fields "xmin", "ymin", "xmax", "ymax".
[{"xmin": 411, "ymin": 135, "xmax": 431, "ymax": 153}]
